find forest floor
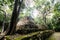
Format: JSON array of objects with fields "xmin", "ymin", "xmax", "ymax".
[{"xmin": 47, "ymin": 32, "xmax": 60, "ymax": 40}]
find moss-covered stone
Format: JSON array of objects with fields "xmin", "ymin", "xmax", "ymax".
[{"xmin": 4, "ymin": 30, "xmax": 54, "ymax": 40}]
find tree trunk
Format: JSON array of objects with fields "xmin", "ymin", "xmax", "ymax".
[
  {"xmin": 0, "ymin": 9, "xmax": 6, "ymax": 33},
  {"xmin": 7, "ymin": 0, "xmax": 23, "ymax": 34}
]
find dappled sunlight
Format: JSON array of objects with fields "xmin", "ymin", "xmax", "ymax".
[{"xmin": 0, "ymin": 0, "xmax": 60, "ymax": 40}]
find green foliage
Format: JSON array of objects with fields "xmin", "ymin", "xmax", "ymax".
[
  {"xmin": 45, "ymin": 2, "xmax": 60, "ymax": 30},
  {"xmin": 52, "ymin": 15, "xmax": 60, "ymax": 30},
  {"xmin": 0, "ymin": 0, "xmax": 60, "ymax": 31},
  {"xmin": 54, "ymin": 2, "xmax": 60, "ymax": 14},
  {"xmin": 0, "ymin": 0, "xmax": 13, "ymax": 22},
  {"xmin": 50, "ymin": 2, "xmax": 60, "ymax": 30},
  {"xmin": 0, "ymin": 13, "xmax": 4, "ymax": 21}
]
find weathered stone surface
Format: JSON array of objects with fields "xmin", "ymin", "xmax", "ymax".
[
  {"xmin": 4, "ymin": 30, "xmax": 54, "ymax": 40},
  {"xmin": 16, "ymin": 17, "xmax": 47, "ymax": 34},
  {"xmin": 16, "ymin": 17, "xmax": 39, "ymax": 33}
]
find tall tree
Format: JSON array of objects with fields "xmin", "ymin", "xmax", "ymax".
[
  {"xmin": 7, "ymin": 0, "xmax": 23, "ymax": 34},
  {"xmin": 0, "ymin": 0, "xmax": 23, "ymax": 39}
]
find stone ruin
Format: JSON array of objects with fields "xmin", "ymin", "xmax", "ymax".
[{"xmin": 16, "ymin": 16, "xmax": 47, "ymax": 34}]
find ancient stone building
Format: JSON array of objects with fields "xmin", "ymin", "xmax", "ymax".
[{"xmin": 16, "ymin": 16, "xmax": 47, "ymax": 34}]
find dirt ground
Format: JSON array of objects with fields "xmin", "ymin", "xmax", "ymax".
[{"xmin": 47, "ymin": 32, "xmax": 60, "ymax": 40}]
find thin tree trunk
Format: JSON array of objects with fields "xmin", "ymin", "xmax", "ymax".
[{"xmin": 0, "ymin": 9, "xmax": 6, "ymax": 34}]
